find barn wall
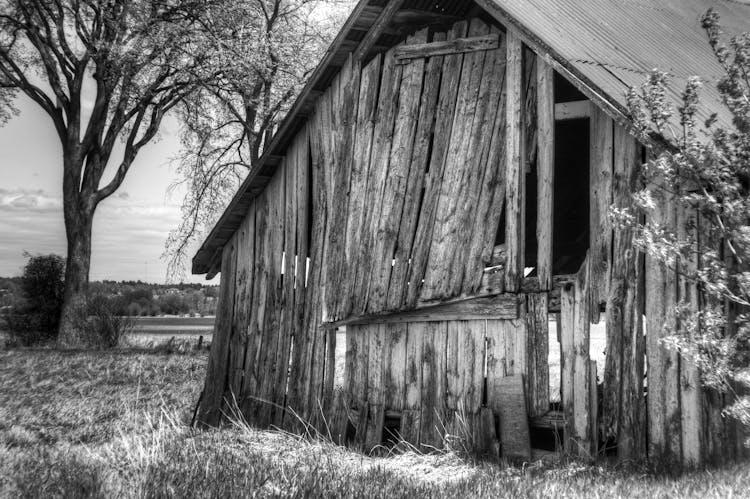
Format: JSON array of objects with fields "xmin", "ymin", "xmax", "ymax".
[{"xmin": 196, "ymin": 12, "xmax": 744, "ymax": 467}]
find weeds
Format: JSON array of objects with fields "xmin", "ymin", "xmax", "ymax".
[{"xmin": 0, "ymin": 349, "xmax": 748, "ymax": 498}]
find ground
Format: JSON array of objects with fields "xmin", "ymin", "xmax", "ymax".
[{"xmin": 0, "ymin": 348, "xmax": 748, "ymax": 498}]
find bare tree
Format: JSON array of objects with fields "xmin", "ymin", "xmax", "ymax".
[
  {"xmin": 0, "ymin": 0, "xmax": 213, "ymax": 346},
  {"xmin": 164, "ymin": 0, "xmax": 352, "ymax": 279}
]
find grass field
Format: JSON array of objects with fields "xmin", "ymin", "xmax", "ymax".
[{"xmin": 1, "ymin": 348, "xmax": 748, "ymax": 498}]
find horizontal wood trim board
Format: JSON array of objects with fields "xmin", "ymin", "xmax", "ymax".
[
  {"xmin": 393, "ymin": 34, "xmax": 500, "ymax": 63},
  {"xmin": 322, "ymin": 294, "xmax": 519, "ymax": 328},
  {"xmin": 555, "ymin": 100, "xmax": 592, "ymax": 121}
]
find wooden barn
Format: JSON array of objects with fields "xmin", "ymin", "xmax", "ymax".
[{"xmin": 192, "ymin": 0, "xmax": 749, "ymax": 465}]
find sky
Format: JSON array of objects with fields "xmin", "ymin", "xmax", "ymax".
[{"xmin": 0, "ymin": 95, "xmax": 216, "ymax": 284}]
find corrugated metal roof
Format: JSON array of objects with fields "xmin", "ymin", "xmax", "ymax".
[
  {"xmin": 192, "ymin": 0, "xmax": 750, "ymax": 275},
  {"xmin": 489, "ymin": 0, "xmax": 749, "ymax": 130}
]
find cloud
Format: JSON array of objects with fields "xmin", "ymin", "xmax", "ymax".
[{"xmin": 0, "ymin": 187, "xmax": 209, "ymax": 282}]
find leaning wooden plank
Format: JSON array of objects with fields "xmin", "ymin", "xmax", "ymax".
[
  {"xmin": 494, "ymin": 374, "xmax": 532, "ymax": 462},
  {"xmin": 526, "ymin": 293, "xmax": 550, "ymax": 418},
  {"xmin": 422, "ymin": 19, "xmax": 491, "ymax": 301},
  {"xmin": 404, "ymin": 21, "xmax": 469, "ymax": 307},
  {"xmin": 536, "ymin": 58, "xmax": 554, "ymax": 290},
  {"xmin": 330, "ymin": 57, "xmax": 361, "ymax": 321},
  {"xmin": 504, "ymin": 30, "xmax": 525, "ymax": 292},
  {"xmin": 588, "ymin": 106, "xmax": 614, "ymax": 323},
  {"xmin": 352, "ymin": 44, "xmax": 402, "ymax": 315},
  {"xmin": 196, "ymin": 236, "xmax": 238, "ymax": 427},
  {"xmin": 420, "ymin": 321, "xmax": 448, "ymax": 450},
  {"xmin": 401, "ymin": 322, "xmax": 424, "ymax": 444},
  {"xmin": 368, "ymin": 29, "xmax": 428, "ymax": 313},
  {"xmin": 229, "ymin": 204, "xmax": 255, "ymax": 401},
  {"xmin": 394, "ymin": 33, "xmax": 500, "ymax": 62},
  {"xmin": 323, "ymin": 293, "xmax": 519, "ymax": 328},
  {"xmin": 340, "ymin": 55, "xmax": 382, "ymax": 318},
  {"xmin": 387, "ymin": 31, "xmax": 447, "ymax": 310},
  {"xmin": 459, "ymin": 26, "xmax": 510, "ymax": 297}
]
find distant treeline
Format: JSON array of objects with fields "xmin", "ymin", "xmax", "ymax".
[{"xmin": 0, "ymin": 277, "xmax": 219, "ymax": 317}]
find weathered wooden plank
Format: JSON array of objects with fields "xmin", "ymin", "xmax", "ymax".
[
  {"xmin": 394, "ymin": 33, "xmax": 499, "ymax": 62},
  {"xmin": 365, "ymin": 324, "xmax": 385, "ymax": 450},
  {"xmin": 340, "ymin": 55, "xmax": 382, "ymax": 318},
  {"xmin": 422, "ymin": 19, "xmax": 492, "ymax": 301},
  {"xmin": 259, "ymin": 167, "xmax": 286, "ymax": 426},
  {"xmin": 368, "ymin": 29, "xmax": 428, "ymax": 313},
  {"xmin": 590, "ymin": 359, "xmax": 598, "ymax": 454},
  {"xmin": 664, "ymin": 197, "xmax": 682, "ymax": 464},
  {"xmin": 573, "ymin": 257, "xmax": 592, "ymax": 458},
  {"xmin": 196, "ymin": 235, "xmax": 237, "ymax": 427},
  {"xmin": 536, "ymin": 58, "xmax": 554, "ymax": 290},
  {"xmin": 603, "ymin": 127, "xmax": 646, "ymax": 461},
  {"xmin": 526, "ymin": 293, "xmax": 550, "ymax": 417},
  {"xmin": 323, "ymin": 293, "xmax": 518, "ymax": 328},
  {"xmin": 504, "ymin": 30, "xmax": 525, "ymax": 292},
  {"xmin": 420, "ymin": 321, "xmax": 448, "ymax": 450},
  {"xmin": 560, "ymin": 281, "xmax": 575, "ymax": 454},
  {"xmin": 230, "ymin": 204, "xmax": 255, "ymax": 401},
  {"xmin": 678, "ymin": 205, "xmax": 702, "ymax": 467},
  {"xmin": 645, "ymin": 186, "xmax": 668, "ymax": 461},
  {"xmin": 387, "ymin": 31, "xmax": 446, "ymax": 310},
  {"xmin": 401, "ymin": 322, "xmax": 424, "ymax": 444},
  {"xmin": 485, "ymin": 319, "xmax": 508, "ymax": 401},
  {"xmin": 405, "ymin": 21, "xmax": 469, "ymax": 307},
  {"xmin": 494, "ymin": 374, "xmax": 532, "ymax": 462},
  {"xmin": 554, "ymin": 100, "xmax": 592, "ymax": 120},
  {"xmin": 383, "ymin": 323, "xmax": 407, "ymax": 412},
  {"xmin": 589, "ymin": 106, "xmax": 614, "ymax": 323},
  {"xmin": 352, "ymin": 43, "xmax": 402, "ymax": 315},
  {"xmin": 459, "ymin": 26, "xmax": 510, "ymax": 296}
]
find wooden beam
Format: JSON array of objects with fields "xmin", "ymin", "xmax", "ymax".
[
  {"xmin": 504, "ymin": 30, "xmax": 525, "ymax": 292},
  {"xmin": 555, "ymin": 100, "xmax": 592, "ymax": 120},
  {"xmin": 393, "ymin": 34, "xmax": 499, "ymax": 63},
  {"xmin": 321, "ymin": 294, "xmax": 519, "ymax": 329},
  {"xmin": 353, "ymin": 0, "xmax": 406, "ymax": 62},
  {"xmin": 536, "ymin": 58, "xmax": 554, "ymax": 290}
]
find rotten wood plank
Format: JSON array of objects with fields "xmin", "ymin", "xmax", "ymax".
[
  {"xmin": 420, "ymin": 321, "xmax": 448, "ymax": 450},
  {"xmin": 494, "ymin": 374, "xmax": 532, "ymax": 462},
  {"xmin": 526, "ymin": 293, "xmax": 550, "ymax": 417},
  {"xmin": 394, "ymin": 33, "xmax": 499, "ymax": 62}
]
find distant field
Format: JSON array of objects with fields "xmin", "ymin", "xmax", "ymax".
[{"xmin": 128, "ymin": 316, "xmax": 214, "ymax": 347}]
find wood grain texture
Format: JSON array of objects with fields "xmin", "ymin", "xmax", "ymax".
[
  {"xmin": 196, "ymin": 235, "xmax": 237, "ymax": 427},
  {"xmin": 494, "ymin": 374, "xmax": 532, "ymax": 461},
  {"xmin": 560, "ymin": 281, "xmax": 575, "ymax": 454},
  {"xmin": 368, "ymin": 29, "xmax": 428, "ymax": 313},
  {"xmin": 394, "ymin": 34, "xmax": 499, "ymax": 62},
  {"xmin": 387, "ymin": 31, "xmax": 446, "ymax": 310},
  {"xmin": 588, "ymin": 106, "xmax": 613, "ymax": 323},
  {"xmin": 536, "ymin": 58, "xmax": 554, "ymax": 290},
  {"xmin": 401, "ymin": 322, "xmax": 424, "ymax": 443},
  {"xmin": 420, "ymin": 321, "xmax": 448, "ymax": 449},
  {"xmin": 504, "ymin": 30, "xmax": 525, "ymax": 292},
  {"xmin": 526, "ymin": 293, "xmax": 549, "ymax": 417},
  {"xmin": 405, "ymin": 21, "xmax": 468, "ymax": 307}
]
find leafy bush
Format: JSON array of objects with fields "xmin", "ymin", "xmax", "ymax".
[{"xmin": 2, "ymin": 254, "xmax": 65, "ymax": 346}]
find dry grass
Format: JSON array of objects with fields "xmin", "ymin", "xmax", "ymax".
[{"xmin": 0, "ymin": 349, "xmax": 748, "ymax": 498}]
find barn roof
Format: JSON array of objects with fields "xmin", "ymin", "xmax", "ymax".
[{"xmin": 192, "ymin": 0, "xmax": 750, "ymax": 277}]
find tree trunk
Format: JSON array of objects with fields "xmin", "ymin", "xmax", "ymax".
[{"xmin": 57, "ymin": 194, "xmax": 95, "ymax": 348}]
